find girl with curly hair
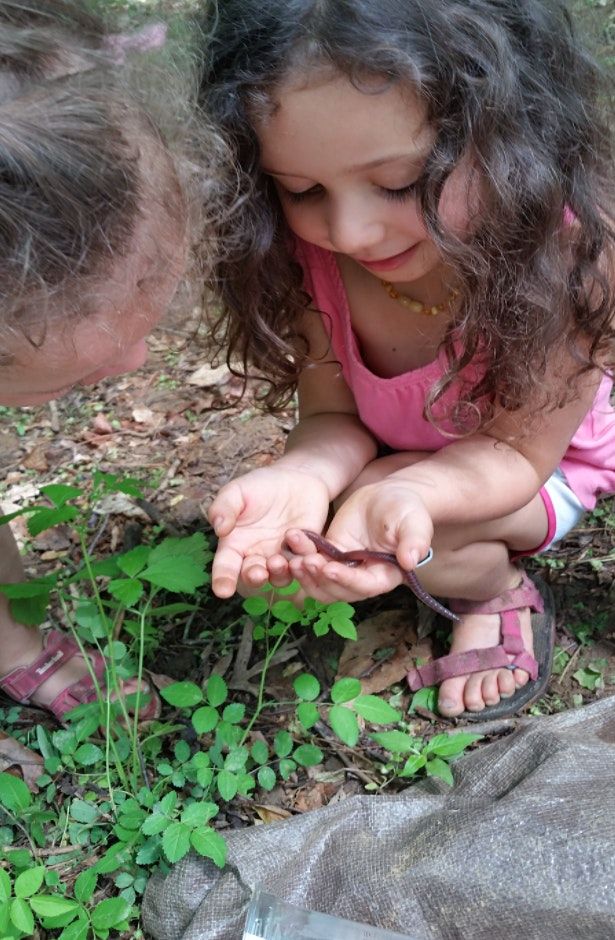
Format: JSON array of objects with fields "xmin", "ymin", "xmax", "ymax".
[{"xmin": 204, "ymin": 0, "xmax": 615, "ymax": 719}]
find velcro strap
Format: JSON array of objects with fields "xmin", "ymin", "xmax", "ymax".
[
  {"xmin": 510, "ymin": 651, "xmax": 539, "ymax": 681},
  {"xmin": 407, "ymin": 645, "xmax": 512, "ymax": 691},
  {"xmin": 450, "ymin": 571, "xmax": 544, "ymax": 616},
  {"xmin": 0, "ymin": 630, "xmax": 80, "ymax": 703}
]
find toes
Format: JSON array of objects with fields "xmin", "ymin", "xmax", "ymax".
[
  {"xmin": 513, "ymin": 667, "xmax": 530, "ymax": 688},
  {"xmin": 437, "ymin": 676, "xmax": 467, "ymax": 717},
  {"xmin": 498, "ymin": 668, "xmax": 516, "ymax": 698},
  {"xmin": 480, "ymin": 670, "xmax": 501, "ymax": 707},
  {"xmin": 463, "ymin": 673, "xmax": 487, "ymax": 712}
]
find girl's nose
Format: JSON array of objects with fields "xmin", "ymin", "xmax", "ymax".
[{"xmin": 327, "ymin": 198, "xmax": 385, "ymax": 257}]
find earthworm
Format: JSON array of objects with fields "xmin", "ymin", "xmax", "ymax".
[{"xmin": 300, "ymin": 529, "xmax": 460, "ymax": 623}]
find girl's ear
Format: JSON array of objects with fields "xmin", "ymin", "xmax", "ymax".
[{"xmin": 103, "ymin": 22, "xmax": 167, "ymax": 64}]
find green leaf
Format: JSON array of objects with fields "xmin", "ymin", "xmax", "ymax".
[
  {"xmin": 181, "ymin": 802, "xmax": 218, "ymax": 827},
  {"xmin": 206, "ymin": 674, "xmax": 228, "ymax": 708},
  {"xmin": 424, "ymin": 733, "xmax": 482, "ymax": 758},
  {"xmin": 250, "ymin": 740, "xmax": 269, "ymax": 765},
  {"xmin": 217, "ymin": 770, "xmax": 238, "ymax": 801},
  {"xmin": 90, "ymin": 896, "xmax": 132, "ymax": 930},
  {"xmin": 371, "ymin": 731, "xmax": 421, "ymax": 754},
  {"xmin": 354, "ymin": 695, "xmax": 400, "ymax": 724},
  {"xmin": 270, "ymin": 600, "xmax": 302, "ymax": 624},
  {"xmin": 107, "ymin": 578, "xmax": 144, "ymax": 607},
  {"xmin": 330, "ymin": 617, "xmax": 357, "ymax": 641},
  {"xmin": 278, "ymin": 759, "xmax": 296, "ymax": 780},
  {"xmin": 400, "ymin": 754, "xmax": 427, "ymax": 777},
  {"xmin": 58, "ymin": 917, "xmax": 89, "ymax": 940},
  {"xmin": 70, "ymin": 799, "xmax": 99, "ymax": 824},
  {"xmin": 222, "ymin": 703, "xmax": 245, "ymax": 724},
  {"xmin": 161, "ymin": 681, "xmax": 203, "ymax": 708},
  {"xmin": 293, "ymin": 673, "xmax": 321, "ymax": 701},
  {"xmin": 273, "ymin": 730, "xmax": 293, "ymax": 758},
  {"xmin": 0, "ymin": 870, "xmax": 10, "ymax": 904},
  {"xmin": 73, "ymin": 870, "xmax": 97, "ymax": 904},
  {"xmin": 190, "ymin": 828, "xmax": 227, "ymax": 868},
  {"xmin": 0, "ymin": 900, "xmax": 9, "ymax": 934},
  {"xmin": 331, "ymin": 677, "xmax": 361, "ymax": 704},
  {"xmin": 10, "ymin": 897, "xmax": 33, "ymax": 934},
  {"xmin": 329, "ymin": 705, "xmax": 360, "ymax": 747},
  {"xmin": 242, "ymin": 596, "xmax": 269, "ymax": 616},
  {"xmin": 140, "ymin": 814, "xmax": 169, "ymax": 837},
  {"xmin": 257, "ymin": 766, "xmax": 276, "ymax": 791},
  {"xmin": 27, "ymin": 505, "xmax": 78, "ymax": 537},
  {"xmin": 141, "ymin": 533, "xmax": 209, "ymax": 593},
  {"xmin": 162, "ymin": 822, "xmax": 192, "ymax": 863},
  {"xmin": 409, "ymin": 686, "xmax": 438, "ymax": 714},
  {"xmin": 73, "ymin": 744, "xmax": 103, "ymax": 767},
  {"xmin": 174, "ymin": 740, "xmax": 191, "ymax": 764},
  {"xmin": 296, "ymin": 702, "xmax": 319, "ymax": 731},
  {"xmin": 224, "ymin": 747, "xmax": 249, "ymax": 773},
  {"xmin": 29, "ymin": 896, "xmax": 81, "ymax": 918},
  {"xmin": 425, "ymin": 757, "xmax": 454, "ymax": 787},
  {"xmin": 0, "ymin": 772, "xmax": 31, "ymax": 812},
  {"xmin": 39, "ymin": 483, "xmax": 82, "ymax": 507},
  {"xmin": 116, "ymin": 545, "xmax": 150, "ymax": 578},
  {"xmin": 11, "ymin": 591, "xmax": 51, "ymax": 625},
  {"xmin": 14, "ymin": 866, "xmax": 45, "ymax": 899},
  {"xmin": 293, "ymin": 744, "xmax": 323, "ymax": 767},
  {"xmin": 192, "ymin": 705, "xmax": 219, "ymax": 734}
]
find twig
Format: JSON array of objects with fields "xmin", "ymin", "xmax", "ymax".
[
  {"xmin": 48, "ymin": 400, "xmax": 60, "ymax": 433},
  {"xmin": 314, "ymin": 721, "xmax": 378, "ymax": 787}
]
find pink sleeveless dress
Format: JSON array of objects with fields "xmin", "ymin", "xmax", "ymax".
[{"xmin": 295, "ymin": 237, "xmax": 615, "ymax": 510}]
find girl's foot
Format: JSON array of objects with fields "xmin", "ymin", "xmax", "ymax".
[
  {"xmin": 0, "ymin": 624, "xmax": 158, "ymax": 723},
  {"xmin": 436, "ymin": 606, "xmax": 534, "ymax": 717}
]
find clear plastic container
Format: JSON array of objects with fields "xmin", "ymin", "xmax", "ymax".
[{"xmin": 243, "ymin": 888, "xmax": 415, "ymax": 940}]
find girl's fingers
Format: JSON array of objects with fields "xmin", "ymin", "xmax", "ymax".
[
  {"xmin": 207, "ymin": 485, "xmax": 245, "ymax": 537},
  {"xmin": 240, "ymin": 555, "xmax": 270, "ymax": 587},
  {"xmin": 266, "ymin": 554, "xmax": 293, "ymax": 588},
  {"xmin": 285, "ymin": 528, "xmax": 320, "ymax": 555},
  {"xmin": 211, "ymin": 545, "xmax": 243, "ymax": 598}
]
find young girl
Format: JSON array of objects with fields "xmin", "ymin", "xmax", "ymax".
[
  {"xmin": 204, "ymin": 0, "xmax": 615, "ymax": 719},
  {"xmin": 0, "ymin": 0, "xmax": 226, "ymax": 723}
]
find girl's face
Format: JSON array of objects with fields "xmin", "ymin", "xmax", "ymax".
[
  {"xmin": 257, "ymin": 73, "xmax": 474, "ymax": 285},
  {"xmin": 0, "ymin": 194, "xmax": 187, "ymax": 408}
]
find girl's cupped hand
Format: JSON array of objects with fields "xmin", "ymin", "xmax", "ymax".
[
  {"xmin": 208, "ymin": 467, "xmax": 330, "ymax": 597},
  {"xmin": 285, "ymin": 480, "xmax": 433, "ymax": 603}
]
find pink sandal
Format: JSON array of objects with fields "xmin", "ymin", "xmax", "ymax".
[
  {"xmin": 406, "ymin": 571, "xmax": 555, "ymax": 720},
  {"xmin": 0, "ymin": 628, "xmax": 160, "ymax": 724}
]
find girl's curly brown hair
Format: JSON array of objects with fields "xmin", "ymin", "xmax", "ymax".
[{"xmin": 200, "ymin": 0, "xmax": 615, "ymax": 431}]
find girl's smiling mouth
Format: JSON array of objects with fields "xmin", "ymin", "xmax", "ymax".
[{"xmin": 354, "ymin": 243, "xmax": 419, "ymax": 272}]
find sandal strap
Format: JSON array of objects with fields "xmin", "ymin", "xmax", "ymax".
[
  {"xmin": 407, "ymin": 571, "xmax": 542, "ymax": 692},
  {"xmin": 449, "ymin": 571, "xmax": 544, "ymax": 617},
  {"xmin": 0, "ymin": 629, "xmax": 82, "ymax": 703}
]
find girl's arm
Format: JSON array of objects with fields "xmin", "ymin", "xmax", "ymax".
[
  {"xmin": 209, "ymin": 310, "xmax": 376, "ymax": 596},
  {"xmin": 285, "ymin": 353, "xmax": 603, "ymax": 598}
]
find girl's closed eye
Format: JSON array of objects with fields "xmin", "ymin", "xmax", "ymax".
[
  {"xmin": 380, "ymin": 182, "xmax": 418, "ymax": 202},
  {"xmin": 280, "ymin": 184, "xmax": 323, "ymax": 203}
]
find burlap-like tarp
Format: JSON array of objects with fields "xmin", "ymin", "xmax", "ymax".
[{"xmin": 143, "ymin": 695, "xmax": 615, "ymax": 939}]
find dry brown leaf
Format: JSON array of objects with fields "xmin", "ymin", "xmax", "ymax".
[
  {"xmin": 186, "ymin": 363, "xmax": 231, "ymax": 387},
  {"xmin": 337, "ymin": 608, "xmax": 433, "ymax": 695},
  {"xmin": 92, "ymin": 414, "xmax": 113, "ymax": 434},
  {"xmin": 22, "ymin": 444, "xmax": 49, "ymax": 472},
  {"xmin": 0, "ymin": 730, "xmax": 43, "ymax": 791},
  {"xmin": 252, "ymin": 803, "xmax": 292, "ymax": 824}
]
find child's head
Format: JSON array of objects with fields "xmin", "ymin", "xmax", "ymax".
[
  {"xmin": 202, "ymin": 0, "xmax": 614, "ymax": 423},
  {"xmin": 0, "ymin": 0, "xmax": 223, "ymax": 407}
]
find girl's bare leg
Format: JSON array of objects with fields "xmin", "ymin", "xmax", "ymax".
[{"xmin": 340, "ymin": 454, "xmax": 550, "ymax": 716}]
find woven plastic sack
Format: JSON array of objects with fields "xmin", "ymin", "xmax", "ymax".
[{"xmin": 143, "ymin": 695, "xmax": 615, "ymax": 940}]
